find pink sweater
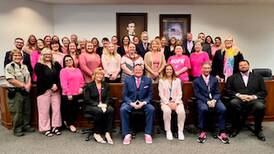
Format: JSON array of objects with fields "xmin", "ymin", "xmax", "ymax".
[
  {"xmin": 60, "ymin": 68, "xmax": 85, "ymax": 96},
  {"xmin": 190, "ymin": 51, "xmax": 210, "ymax": 77},
  {"xmin": 79, "ymin": 52, "xmax": 101, "ymax": 83},
  {"xmin": 168, "ymin": 55, "xmax": 191, "ymax": 82},
  {"xmin": 30, "ymin": 50, "xmax": 40, "ymax": 81}
]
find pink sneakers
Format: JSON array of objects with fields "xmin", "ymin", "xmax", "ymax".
[
  {"xmin": 144, "ymin": 134, "xmax": 153, "ymax": 144},
  {"xmin": 123, "ymin": 134, "xmax": 132, "ymax": 145}
]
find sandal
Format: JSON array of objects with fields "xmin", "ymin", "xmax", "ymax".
[
  {"xmin": 105, "ymin": 132, "xmax": 114, "ymax": 145},
  {"xmin": 69, "ymin": 125, "xmax": 77, "ymax": 133},
  {"xmin": 52, "ymin": 127, "xmax": 62, "ymax": 135},
  {"xmin": 93, "ymin": 133, "xmax": 106, "ymax": 144},
  {"xmin": 44, "ymin": 130, "xmax": 53, "ymax": 137}
]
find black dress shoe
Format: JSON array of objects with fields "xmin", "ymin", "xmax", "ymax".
[
  {"xmin": 256, "ymin": 131, "xmax": 266, "ymax": 141},
  {"xmin": 14, "ymin": 132, "xmax": 24, "ymax": 137},
  {"xmin": 23, "ymin": 126, "xmax": 35, "ymax": 132},
  {"xmin": 229, "ymin": 130, "xmax": 239, "ymax": 138}
]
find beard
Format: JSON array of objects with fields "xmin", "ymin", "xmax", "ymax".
[{"xmin": 240, "ymin": 69, "xmax": 249, "ymax": 73}]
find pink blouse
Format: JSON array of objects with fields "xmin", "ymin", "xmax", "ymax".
[
  {"xmin": 60, "ymin": 68, "xmax": 85, "ymax": 96},
  {"xmin": 168, "ymin": 55, "xmax": 191, "ymax": 82},
  {"xmin": 190, "ymin": 51, "xmax": 210, "ymax": 77},
  {"xmin": 79, "ymin": 52, "xmax": 101, "ymax": 83},
  {"xmin": 30, "ymin": 50, "xmax": 41, "ymax": 81}
]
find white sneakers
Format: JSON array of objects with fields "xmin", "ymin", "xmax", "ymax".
[
  {"xmin": 178, "ymin": 131, "xmax": 185, "ymax": 141},
  {"xmin": 166, "ymin": 131, "xmax": 173, "ymax": 140},
  {"xmin": 166, "ymin": 131, "xmax": 184, "ymax": 141}
]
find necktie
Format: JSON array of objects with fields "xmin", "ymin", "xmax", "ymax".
[{"xmin": 137, "ymin": 78, "xmax": 141, "ymax": 88}]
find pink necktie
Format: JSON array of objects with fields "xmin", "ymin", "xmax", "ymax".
[{"xmin": 137, "ymin": 78, "xmax": 140, "ymax": 88}]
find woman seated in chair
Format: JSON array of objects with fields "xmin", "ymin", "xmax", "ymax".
[
  {"xmin": 158, "ymin": 64, "xmax": 186, "ymax": 140},
  {"xmin": 83, "ymin": 67, "xmax": 114, "ymax": 144}
]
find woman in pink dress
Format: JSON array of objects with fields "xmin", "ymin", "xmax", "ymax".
[
  {"xmin": 79, "ymin": 41, "xmax": 101, "ymax": 83},
  {"xmin": 190, "ymin": 41, "xmax": 210, "ymax": 80},
  {"xmin": 168, "ymin": 45, "xmax": 191, "ymax": 82},
  {"xmin": 144, "ymin": 39, "xmax": 166, "ymax": 82},
  {"xmin": 51, "ymin": 40, "xmax": 65, "ymax": 67},
  {"xmin": 30, "ymin": 39, "xmax": 45, "ymax": 82}
]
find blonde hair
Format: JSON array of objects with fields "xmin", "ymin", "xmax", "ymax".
[
  {"xmin": 222, "ymin": 35, "xmax": 241, "ymax": 54},
  {"xmin": 9, "ymin": 49, "xmax": 22, "ymax": 61},
  {"xmin": 104, "ymin": 43, "xmax": 119, "ymax": 59},
  {"xmin": 38, "ymin": 48, "xmax": 54, "ymax": 64},
  {"xmin": 150, "ymin": 39, "xmax": 161, "ymax": 52},
  {"xmin": 92, "ymin": 67, "xmax": 105, "ymax": 81}
]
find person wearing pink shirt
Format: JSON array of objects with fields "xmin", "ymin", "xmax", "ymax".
[
  {"xmin": 190, "ymin": 41, "xmax": 210, "ymax": 79},
  {"xmin": 60, "ymin": 55, "xmax": 85, "ymax": 133},
  {"xmin": 168, "ymin": 45, "xmax": 191, "ymax": 82},
  {"xmin": 30, "ymin": 39, "xmax": 45, "ymax": 82},
  {"xmin": 79, "ymin": 41, "xmax": 101, "ymax": 83}
]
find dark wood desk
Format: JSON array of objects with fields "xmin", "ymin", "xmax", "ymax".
[{"xmin": 1, "ymin": 81, "xmax": 274, "ymax": 129}]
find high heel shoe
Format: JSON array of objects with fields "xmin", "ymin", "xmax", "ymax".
[
  {"xmin": 93, "ymin": 133, "xmax": 106, "ymax": 144},
  {"xmin": 105, "ymin": 132, "xmax": 114, "ymax": 145}
]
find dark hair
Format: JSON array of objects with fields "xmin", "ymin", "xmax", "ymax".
[
  {"xmin": 169, "ymin": 37, "xmax": 177, "ymax": 46},
  {"xmin": 214, "ymin": 36, "xmax": 222, "ymax": 42},
  {"xmin": 91, "ymin": 37, "xmax": 99, "ymax": 47},
  {"xmin": 14, "ymin": 37, "xmax": 24, "ymax": 42},
  {"xmin": 239, "ymin": 59, "xmax": 250, "ymax": 65},
  {"xmin": 37, "ymin": 39, "xmax": 45, "ymax": 51},
  {"xmin": 161, "ymin": 64, "xmax": 176, "ymax": 80},
  {"xmin": 121, "ymin": 35, "xmax": 130, "ymax": 45},
  {"xmin": 102, "ymin": 37, "xmax": 110, "ymax": 42},
  {"xmin": 50, "ymin": 40, "xmax": 61, "ymax": 51},
  {"xmin": 205, "ymin": 35, "xmax": 214, "ymax": 44},
  {"xmin": 43, "ymin": 35, "xmax": 51, "ymax": 40},
  {"xmin": 63, "ymin": 54, "xmax": 75, "ymax": 68}
]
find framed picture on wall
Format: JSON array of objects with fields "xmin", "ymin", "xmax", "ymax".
[
  {"xmin": 116, "ymin": 13, "xmax": 147, "ymax": 43},
  {"xmin": 159, "ymin": 14, "xmax": 191, "ymax": 41}
]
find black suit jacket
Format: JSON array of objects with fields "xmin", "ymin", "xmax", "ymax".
[
  {"xmin": 225, "ymin": 72, "xmax": 267, "ymax": 100},
  {"xmin": 96, "ymin": 47, "xmax": 104, "ymax": 57},
  {"xmin": 4, "ymin": 50, "xmax": 33, "ymax": 75},
  {"xmin": 202, "ymin": 43, "xmax": 212, "ymax": 59},
  {"xmin": 211, "ymin": 49, "xmax": 244, "ymax": 79},
  {"xmin": 163, "ymin": 46, "xmax": 173, "ymax": 61},
  {"xmin": 117, "ymin": 46, "xmax": 128, "ymax": 57},
  {"xmin": 183, "ymin": 40, "xmax": 195, "ymax": 56},
  {"xmin": 84, "ymin": 81, "xmax": 110, "ymax": 109},
  {"xmin": 136, "ymin": 42, "xmax": 149, "ymax": 58}
]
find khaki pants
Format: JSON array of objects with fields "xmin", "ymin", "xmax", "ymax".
[{"xmin": 8, "ymin": 91, "xmax": 32, "ymax": 133}]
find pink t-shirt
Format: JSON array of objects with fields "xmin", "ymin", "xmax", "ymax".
[
  {"xmin": 190, "ymin": 51, "xmax": 210, "ymax": 77},
  {"xmin": 30, "ymin": 50, "xmax": 40, "ymax": 81},
  {"xmin": 168, "ymin": 55, "xmax": 191, "ymax": 82},
  {"xmin": 79, "ymin": 52, "xmax": 101, "ymax": 83},
  {"xmin": 60, "ymin": 68, "xmax": 85, "ymax": 96}
]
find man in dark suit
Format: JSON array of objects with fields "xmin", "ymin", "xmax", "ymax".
[
  {"xmin": 4, "ymin": 38, "xmax": 32, "ymax": 75},
  {"xmin": 193, "ymin": 62, "xmax": 229, "ymax": 144},
  {"xmin": 136, "ymin": 31, "xmax": 149, "ymax": 58},
  {"xmin": 225, "ymin": 60, "xmax": 267, "ymax": 141},
  {"xmin": 183, "ymin": 33, "xmax": 195, "ymax": 56},
  {"xmin": 120, "ymin": 64, "xmax": 154, "ymax": 144}
]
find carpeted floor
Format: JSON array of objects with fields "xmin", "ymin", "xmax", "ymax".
[{"xmin": 0, "ymin": 122, "xmax": 274, "ymax": 154}]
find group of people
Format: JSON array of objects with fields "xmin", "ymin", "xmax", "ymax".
[{"xmin": 4, "ymin": 32, "xmax": 267, "ymax": 145}]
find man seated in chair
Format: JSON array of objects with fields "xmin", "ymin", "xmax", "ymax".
[
  {"xmin": 225, "ymin": 60, "xmax": 267, "ymax": 141},
  {"xmin": 120, "ymin": 64, "xmax": 155, "ymax": 144},
  {"xmin": 193, "ymin": 62, "xmax": 229, "ymax": 144}
]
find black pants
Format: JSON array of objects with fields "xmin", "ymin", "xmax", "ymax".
[
  {"xmin": 86, "ymin": 106, "xmax": 114, "ymax": 134},
  {"xmin": 61, "ymin": 95, "xmax": 82, "ymax": 126},
  {"xmin": 229, "ymin": 98, "xmax": 265, "ymax": 133}
]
